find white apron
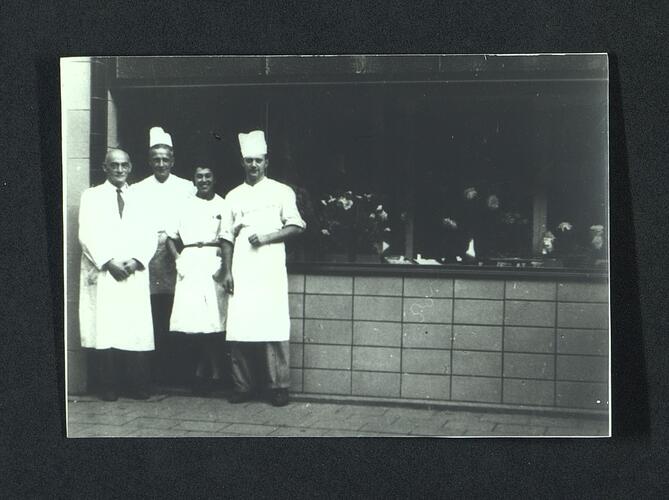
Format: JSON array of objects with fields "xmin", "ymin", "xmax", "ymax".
[
  {"xmin": 223, "ymin": 178, "xmax": 305, "ymax": 342},
  {"xmin": 79, "ymin": 258, "xmax": 154, "ymax": 351},
  {"xmin": 170, "ymin": 247, "xmax": 227, "ymax": 334},
  {"xmin": 225, "ymin": 227, "xmax": 290, "ymax": 342},
  {"xmin": 166, "ymin": 193, "xmax": 229, "ymax": 334},
  {"xmin": 78, "ymin": 182, "xmax": 157, "ymax": 351}
]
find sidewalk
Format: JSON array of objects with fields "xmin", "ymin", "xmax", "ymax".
[{"xmin": 67, "ymin": 394, "xmax": 609, "ymax": 438}]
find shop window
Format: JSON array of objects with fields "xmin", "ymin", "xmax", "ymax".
[{"xmin": 115, "ymin": 76, "xmax": 607, "ymax": 270}]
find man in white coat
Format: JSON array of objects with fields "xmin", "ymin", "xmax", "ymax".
[
  {"xmin": 221, "ymin": 130, "xmax": 305, "ymax": 407},
  {"xmin": 132, "ymin": 127, "xmax": 195, "ymax": 384},
  {"xmin": 79, "ymin": 149, "xmax": 157, "ymax": 401}
]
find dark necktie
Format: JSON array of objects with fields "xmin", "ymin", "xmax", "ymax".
[{"xmin": 116, "ymin": 188, "xmax": 124, "ymax": 218}]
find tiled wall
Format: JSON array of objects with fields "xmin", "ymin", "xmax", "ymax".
[{"xmin": 288, "ymin": 274, "xmax": 609, "ymax": 412}]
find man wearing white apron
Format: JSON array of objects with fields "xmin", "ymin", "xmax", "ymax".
[
  {"xmin": 79, "ymin": 149, "xmax": 157, "ymax": 401},
  {"xmin": 221, "ymin": 130, "xmax": 305, "ymax": 407},
  {"xmin": 132, "ymin": 127, "xmax": 195, "ymax": 383}
]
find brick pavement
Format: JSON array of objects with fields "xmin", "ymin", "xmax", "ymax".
[{"xmin": 67, "ymin": 394, "xmax": 609, "ymax": 438}]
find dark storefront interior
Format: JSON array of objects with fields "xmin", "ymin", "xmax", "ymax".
[{"xmin": 111, "ymin": 71, "xmax": 607, "ymax": 268}]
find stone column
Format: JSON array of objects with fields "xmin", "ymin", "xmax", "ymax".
[
  {"xmin": 62, "ymin": 57, "xmax": 92, "ymax": 395},
  {"xmin": 62, "ymin": 57, "xmax": 114, "ymax": 395}
]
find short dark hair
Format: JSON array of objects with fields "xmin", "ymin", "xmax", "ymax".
[{"xmin": 191, "ymin": 165, "xmax": 215, "ymax": 179}]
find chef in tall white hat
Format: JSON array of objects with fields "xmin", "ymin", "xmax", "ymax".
[
  {"xmin": 132, "ymin": 126, "xmax": 196, "ymax": 384},
  {"xmin": 220, "ymin": 130, "xmax": 305, "ymax": 407}
]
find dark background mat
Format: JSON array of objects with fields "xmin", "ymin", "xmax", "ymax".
[{"xmin": 1, "ymin": 0, "xmax": 667, "ymax": 496}]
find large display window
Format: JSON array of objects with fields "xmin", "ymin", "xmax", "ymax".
[{"xmin": 109, "ymin": 55, "xmax": 608, "ymax": 271}]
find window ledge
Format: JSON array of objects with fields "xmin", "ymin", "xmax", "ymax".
[{"xmin": 287, "ymin": 262, "xmax": 608, "ymax": 282}]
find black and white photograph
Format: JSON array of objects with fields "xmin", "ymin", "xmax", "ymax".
[{"xmin": 63, "ymin": 54, "xmax": 610, "ymax": 438}]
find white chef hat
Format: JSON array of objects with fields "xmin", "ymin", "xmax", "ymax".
[
  {"xmin": 149, "ymin": 126, "xmax": 173, "ymax": 148},
  {"xmin": 238, "ymin": 130, "xmax": 267, "ymax": 157}
]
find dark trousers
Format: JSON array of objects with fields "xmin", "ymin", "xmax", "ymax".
[
  {"xmin": 229, "ymin": 341, "xmax": 290, "ymax": 393},
  {"xmin": 97, "ymin": 349, "xmax": 151, "ymax": 394},
  {"xmin": 150, "ymin": 293, "xmax": 174, "ymax": 385}
]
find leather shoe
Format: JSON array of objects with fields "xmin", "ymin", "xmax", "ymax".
[
  {"xmin": 270, "ymin": 389, "xmax": 289, "ymax": 407},
  {"xmin": 228, "ymin": 391, "xmax": 252, "ymax": 404}
]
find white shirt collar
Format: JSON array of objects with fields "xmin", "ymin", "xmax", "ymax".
[
  {"xmin": 244, "ymin": 176, "xmax": 268, "ymax": 189},
  {"xmin": 105, "ymin": 180, "xmax": 128, "ymax": 192}
]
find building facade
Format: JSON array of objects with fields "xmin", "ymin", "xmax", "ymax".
[{"xmin": 63, "ymin": 55, "xmax": 609, "ymax": 415}]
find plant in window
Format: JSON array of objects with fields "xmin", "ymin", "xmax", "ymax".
[{"xmin": 319, "ymin": 191, "xmax": 392, "ymax": 261}]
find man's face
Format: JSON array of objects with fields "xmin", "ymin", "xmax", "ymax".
[
  {"xmin": 103, "ymin": 150, "xmax": 132, "ymax": 187},
  {"xmin": 193, "ymin": 167, "xmax": 214, "ymax": 196},
  {"xmin": 241, "ymin": 155, "xmax": 268, "ymax": 183},
  {"xmin": 149, "ymin": 146, "xmax": 174, "ymax": 182}
]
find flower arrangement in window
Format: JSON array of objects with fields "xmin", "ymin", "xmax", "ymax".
[
  {"xmin": 319, "ymin": 191, "xmax": 392, "ymax": 261},
  {"xmin": 540, "ymin": 221, "xmax": 607, "ymax": 266}
]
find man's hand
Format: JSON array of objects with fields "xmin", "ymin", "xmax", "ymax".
[
  {"xmin": 106, "ymin": 259, "xmax": 129, "ymax": 281},
  {"xmin": 123, "ymin": 259, "xmax": 141, "ymax": 275},
  {"xmin": 221, "ymin": 272, "xmax": 234, "ymax": 295},
  {"xmin": 248, "ymin": 233, "xmax": 268, "ymax": 247}
]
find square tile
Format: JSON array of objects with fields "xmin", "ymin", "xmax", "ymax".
[
  {"xmin": 353, "ymin": 321, "xmax": 402, "ymax": 347},
  {"xmin": 454, "ymin": 279, "xmax": 504, "ymax": 299},
  {"xmin": 304, "ymin": 319, "xmax": 352, "ymax": 345},
  {"xmin": 401, "ymin": 374, "xmax": 450, "ymax": 400},
  {"xmin": 354, "ymin": 276, "xmax": 402, "ymax": 296},
  {"xmin": 454, "ymin": 299, "xmax": 503, "ymax": 325},
  {"xmin": 402, "ymin": 323, "xmax": 451, "ymax": 349},
  {"xmin": 504, "ymin": 327, "xmax": 555, "ymax": 353},
  {"xmin": 403, "ymin": 277, "xmax": 453, "ymax": 298},
  {"xmin": 557, "ymin": 355, "xmax": 608, "ymax": 382},
  {"xmin": 303, "ymin": 344, "xmax": 351, "ymax": 370},
  {"xmin": 287, "ymin": 273, "xmax": 305, "ymax": 293},
  {"xmin": 402, "ymin": 349, "xmax": 450, "ymax": 375},
  {"xmin": 290, "ymin": 368, "xmax": 303, "ymax": 392},
  {"xmin": 403, "ymin": 298, "xmax": 452, "ymax": 324},
  {"xmin": 352, "ymin": 371, "xmax": 400, "ymax": 397},
  {"xmin": 290, "ymin": 318, "xmax": 303, "ymax": 342},
  {"xmin": 505, "ymin": 280, "xmax": 556, "ymax": 301},
  {"xmin": 557, "ymin": 303, "xmax": 609, "ymax": 329},
  {"xmin": 452, "ymin": 351, "xmax": 502, "ymax": 377},
  {"xmin": 354, "ymin": 296, "xmax": 402, "ymax": 322},
  {"xmin": 503, "ymin": 379, "xmax": 555, "ymax": 406},
  {"xmin": 303, "ymin": 369, "xmax": 351, "ymax": 395},
  {"xmin": 289, "ymin": 343, "xmax": 303, "ymax": 368},
  {"xmin": 505, "ymin": 301, "xmax": 556, "ymax": 327},
  {"xmin": 557, "ymin": 329, "xmax": 609, "ymax": 355},
  {"xmin": 451, "ymin": 376, "xmax": 501, "ymax": 403},
  {"xmin": 352, "ymin": 346, "xmax": 401, "ymax": 372},
  {"xmin": 504, "ymin": 353, "xmax": 555, "ymax": 379},
  {"xmin": 558, "ymin": 282, "xmax": 609, "ymax": 303},
  {"xmin": 306, "ymin": 275, "xmax": 353, "ymax": 294},
  {"xmin": 289, "ymin": 293, "xmax": 304, "ymax": 318},
  {"xmin": 453, "ymin": 325, "xmax": 502, "ymax": 351},
  {"xmin": 305, "ymin": 294, "xmax": 352, "ymax": 320}
]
